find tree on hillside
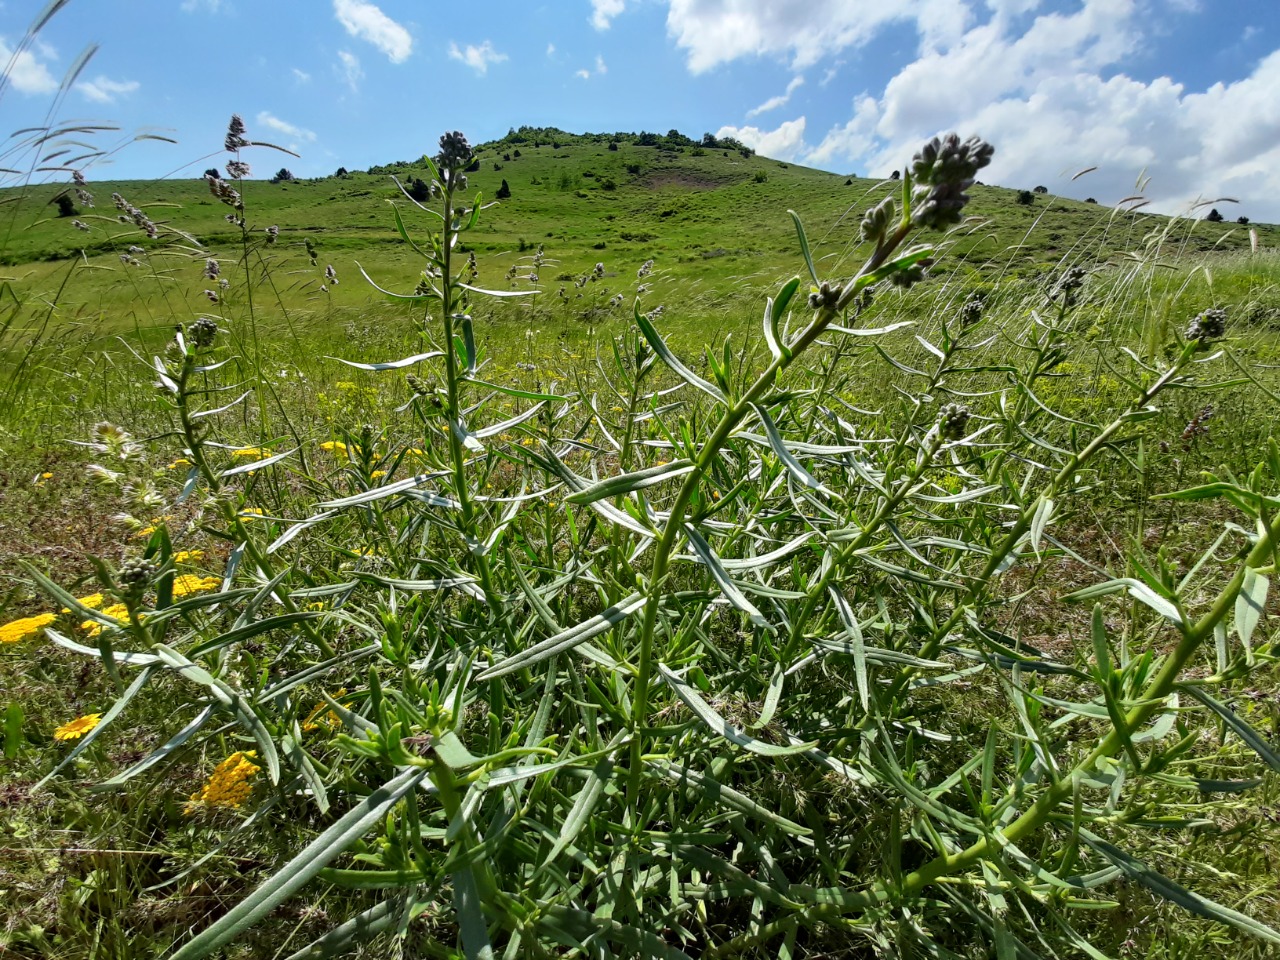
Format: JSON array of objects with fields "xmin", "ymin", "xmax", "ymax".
[
  {"xmin": 1034, "ymin": 185, "xmax": 1048, "ymax": 194},
  {"xmin": 335, "ymin": 166, "xmax": 348, "ymax": 177},
  {"xmin": 270, "ymin": 168, "xmax": 295, "ymax": 183},
  {"xmin": 1085, "ymin": 197, "xmax": 1097, "ymax": 204},
  {"xmin": 204, "ymin": 167, "xmax": 222, "ymax": 180},
  {"xmin": 53, "ymin": 193, "xmax": 76, "ymax": 217},
  {"xmin": 608, "ymin": 142, "xmax": 618, "ymax": 151},
  {"xmin": 1206, "ymin": 208, "xmax": 1224, "ymax": 222},
  {"xmin": 1017, "ymin": 190, "xmax": 1035, "ymax": 205},
  {"xmin": 889, "ymin": 170, "xmax": 901, "ymax": 181},
  {"xmin": 1237, "ymin": 215, "xmax": 1250, "ymax": 225},
  {"xmin": 496, "ymin": 179, "xmax": 511, "ymax": 199},
  {"xmin": 408, "ymin": 178, "xmax": 431, "ymax": 202}
]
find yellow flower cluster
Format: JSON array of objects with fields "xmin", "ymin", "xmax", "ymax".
[
  {"xmin": 172, "ymin": 549, "xmax": 204, "ymax": 564},
  {"xmin": 54, "ymin": 713, "xmax": 102, "ymax": 740},
  {"xmin": 319, "ymin": 440, "xmax": 348, "ymax": 455},
  {"xmin": 186, "ymin": 750, "xmax": 261, "ymax": 813},
  {"xmin": 0, "ymin": 612, "xmax": 55, "ymax": 644},
  {"xmin": 81, "ymin": 603, "xmax": 130, "ymax": 637},
  {"xmin": 172, "ymin": 575, "xmax": 221, "ymax": 598},
  {"xmin": 238, "ymin": 508, "xmax": 264, "ymax": 523},
  {"xmin": 301, "ymin": 689, "xmax": 347, "ymax": 733},
  {"xmin": 62, "ymin": 593, "xmax": 106, "ymax": 613},
  {"xmin": 231, "ymin": 447, "xmax": 269, "ymax": 459}
]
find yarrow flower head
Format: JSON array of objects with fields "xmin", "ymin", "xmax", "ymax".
[
  {"xmin": 1, "ymin": 612, "xmax": 55, "ymax": 644},
  {"xmin": 171, "ymin": 575, "xmax": 221, "ymax": 598},
  {"xmin": 203, "ymin": 258, "xmax": 220, "ymax": 280},
  {"xmin": 909, "ymin": 133, "xmax": 994, "ymax": 230},
  {"xmin": 186, "ymin": 750, "xmax": 261, "ymax": 813},
  {"xmin": 54, "ymin": 713, "xmax": 102, "ymax": 741}
]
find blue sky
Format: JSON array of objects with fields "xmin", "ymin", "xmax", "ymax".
[{"xmin": 3, "ymin": 0, "xmax": 1279, "ymax": 220}]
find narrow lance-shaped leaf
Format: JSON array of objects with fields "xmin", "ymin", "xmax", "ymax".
[
  {"xmin": 1235, "ymin": 566, "xmax": 1268, "ymax": 647},
  {"xmin": 657, "ymin": 663, "xmax": 815, "ymax": 757},
  {"xmin": 1080, "ymin": 827, "xmax": 1280, "ymax": 946},
  {"xmin": 634, "ymin": 303, "xmax": 726, "ymax": 404},
  {"xmin": 751, "ymin": 402, "xmax": 838, "ymax": 498},
  {"xmin": 682, "ymin": 523, "xmax": 772, "ymax": 631},
  {"xmin": 565, "ymin": 458, "xmax": 695, "ymax": 506},
  {"xmin": 169, "ymin": 767, "xmax": 428, "ymax": 960},
  {"xmin": 476, "ymin": 593, "xmax": 642, "ymax": 680},
  {"xmin": 1179, "ymin": 683, "xmax": 1280, "ymax": 772}
]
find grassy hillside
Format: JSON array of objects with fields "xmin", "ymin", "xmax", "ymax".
[{"xmin": 2, "ymin": 126, "xmax": 1273, "ymax": 334}]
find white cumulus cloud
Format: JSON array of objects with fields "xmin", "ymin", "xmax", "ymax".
[
  {"xmin": 75, "ymin": 75, "xmax": 140, "ymax": 104},
  {"xmin": 0, "ymin": 37, "xmax": 58, "ymax": 95},
  {"xmin": 448, "ymin": 40, "xmax": 508, "ymax": 75},
  {"xmin": 801, "ymin": 0, "xmax": 1280, "ymax": 219},
  {"xmin": 256, "ymin": 111, "xmax": 317, "ymax": 143},
  {"xmin": 337, "ymin": 50, "xmax": 363, "ymax": 91},
  {"xmin": 591, "ymin": 0, "xmax": 625, "ymax": 30},
  {"xmin": 667, "ymin": 0, "xmax": 930, "ymax": 74},
  {"xmin": 716, "ymin": 117, "xmax": 808, "ymax": 162},
  {"xmin": 746, "ymin": 75, "xmax": 803, "ymax": 118},
  {"xmin": 292, "ymin": 67, "xmax": 311, "ymax": 83},
  {"xmin": 333, "ymin": 0, "xmax": 412, "ymax": 63}
]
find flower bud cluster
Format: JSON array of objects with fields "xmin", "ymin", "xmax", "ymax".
[
  {"xmin": 939, "ymin": 403, "xmax": 971, "ymax": 440},
  {"xmin": 189, "ymin": 317, "xmax": 219, "ymax": 348},
  {"xmin": 909, "ymin": 134, "xmax": 994, "ymax": 230},
  {"xmin": 117, "ymin": 557, "xmax": 157, "ymax": 599},
  {"xmin": 226, "ymin": 160, "xmax": 251, "ymax": 180},
  {"xmin": 860, "ymin": 196, "xmax": 896, "ymax": 245},
  {"xmin": 436, "ymin": 130, "xmax": 473, "ymax": 171},
  {"xmin": 807, "ymin": 280, "xmax": 841, "ymax": 311},
  {"xmin": 958, "ymin": 294, "xmax": 984, "ymax": 327},
  {"xmin": 889, "ymin": 259, "xmax": 933, "ymax": 289},
  {"xmin": 1048, "ymin": 266, "xmax": 1087, "ymax": 307},
  {"xmin": 1186, "ymin": 307, "xmax": 1226, "ymax": 344}
]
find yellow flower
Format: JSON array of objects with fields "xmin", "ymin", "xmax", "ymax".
[
  {"xmin": 61, "ymin": 593, "xmax": 106, "ymax": 613},
  {"xmin": 319, "ymin": 440, "xmax": 348, "ymax": 455},
  {"xmin": 238, "ymin": 508, "xmax": 264, "ymax": 523},
  {"xmin": 370, "ymin": 469, "xmax": 387, "ymax": 479},
  {"xmin": 335, "ymin": 381, "xmax": 356, "ymax": 391},
  {"xmin": 172, "ymin": 550, "xmax": 204, "ymax": 564},
  {"xmin": 301, "ymin": 689, "xmax": 347, "ymax": 733},
  {"xmin": 1, "ymin": 612, "xmax": 56, "ymax": 644},
  {"xmin": 172, "ymin": 575, "xmax": 220, "ymax": 598},
  {"xmin": 54, "ymin": 713, "xmax": 102, "ymax": 741},
  {"xmin": 41, "ymin": 471, "xmax": 53, "ymax": 480},
  {"xmin": 81, "ymin": 603, "xmax": 130, "ymax": 638},
  {"xmin": 186, "ymin": 750, "xmax": 261, "ymax": 813},
  {"xmin": 168, "ymin": 458, "xmax": 193, "ymax": 470},
  {"xmin": 232, "ymin": 447, "xmax": 268, "ymax": 459}
]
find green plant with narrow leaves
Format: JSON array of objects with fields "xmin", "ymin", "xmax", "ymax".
[{"xmin": 8, "ymin": 120, "xmax": 1280, "ymax": 960}]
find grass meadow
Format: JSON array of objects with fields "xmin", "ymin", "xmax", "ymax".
[{"xmin": 2, "ymin": 105, "xmax": 1280, "ymax": 960}]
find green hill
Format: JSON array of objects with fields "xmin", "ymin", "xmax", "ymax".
[{"xmin": 2, "ymin": 125, "xmax": 1272, "ymax": 338}]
